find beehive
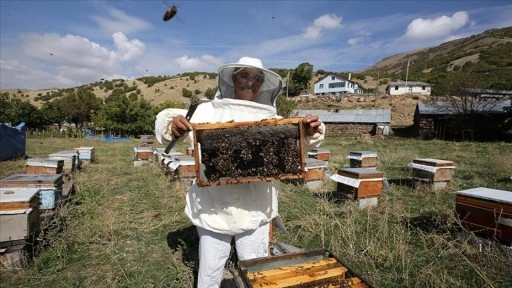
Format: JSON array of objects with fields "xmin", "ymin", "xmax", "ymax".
[
  {"xmin": 237, "ymin": 248, "xmax": 372, "ymax": 288},
  {"xmin": 331, "ymin": 168, "xmax": 384, "ymax": 199},
  {"xmin": 408, "ymin": 158, "xmax": 455, "ymax": 189},
  {"xmin": 307, "ymin": 148, "xmax": 330, "ymax": 161},
  {"xmin": 25, "ymin": 158, "xmax": 64, "ymax": 174},
  {"xmin": 48, "ymin": 150, "xmax": 79, "ymax": 172},
  {"xmin": 166, "ymin": 155, "xmax": 196, "ymax": 179},
  {"xmin": 0, "ymin": 174, "xmax": 63, "ymax": 210},
  {"xmin": 348, "ymin": 151, "xmax": 378, "ymax": 168},
  {"xmin": 193, "ymin": 118, "xmax": 305, "ymax": 186},
  {"xmin": 134, "ymin": 145, "xmax": 153, "ymax": 160},
  {"xmin": 0, "ymin": 187, "xmax": 41, "ymax": 243},
  {"xmin": 74, "ymin": 146, "xmax": 95, "ymax": 163},
  {"xmin": 456, "ymin": 187, "xmax": 512, "ymax": 245},
  {"xmin": 304, "ymin": 158, "xmax": 326, "ymax": 181}
]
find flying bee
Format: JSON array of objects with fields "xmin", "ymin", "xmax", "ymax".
[{"xmin": 163, "ymin": 4, "xmax": 177, "ymax": 21}]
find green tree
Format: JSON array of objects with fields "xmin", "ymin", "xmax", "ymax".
[
  {"xmin": 288, "ymin": 62, "xmax": 314, "ymax": 96},
  {"xmin": 276, "ymin": 95, "xmax": 297, "ymax": 117}
]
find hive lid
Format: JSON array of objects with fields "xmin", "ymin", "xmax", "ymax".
[
  {"xmin": 0, "ymin": 187, "xmax": 41, "ymax": 211},
  {"xmin": 457, "ymin": 187, "xmax": 512, "ymax": 204},
  {"xmin": 0, "ymin": 173, "xmax": 63, "ymax": 185},
  {"xmin": 412, "ymin": 158, "xmax": 454, "ymax": 167},
  {"xmin": 337, "ymin": 167, "xmax": 384, "ymax": 179},
  {"xmin": 26, "ymin": 158, "xmax": 64, "ymax": 167}
]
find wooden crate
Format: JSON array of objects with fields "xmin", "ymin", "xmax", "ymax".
[
  {"xmin": 193, "ymin": 118, "xmax": 305, "ymax": 187},
  {"xmin": 307, "ymin": 148, "xmax": 330, "ymax": 161},
  {"xmin": 348, "ymin": 151, "xmax": 378, "ymax": 168},
  {"xmin": 0, "ymin": 187, "xmax": 41, "ymax": 243},
  {"xmin": 456, "ymin": 187, "xmax": 512, "ymax": 245},
  {"xmin": 25, "ymin": 158, "xmax": 64, "ymax": 174},
  {"xmin": 237, "ymin": 248, "xmax": 372, "ymax": 288},
  {"xmin": 332, "ymin": 168, "xmax": 384, "ymax": 199},
  {"xmin": 48, "ymin": 151, "xmax": 79, "ymax": 172},
  {"xmin": 409, "ymin": 158, "xmax": 455, "ymax": 183},
  {"xmin": 0, "ymin": 174, "xmax": 63, "ymax": 211},
  {"xmin": 74, "ymin": 146, "xmax": 95, "ymax": 163},
  {"xmin": 304, "ymin": 158, "xmax": 326, "ymax": 181},
  {"xmin": 134, "ymin": 145, "xmax": 153, "ymax": 160}
]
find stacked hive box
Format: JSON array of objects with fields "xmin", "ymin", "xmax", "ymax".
[
  {"xmin": 407, "ymin": 158, "xmax": 456, "ymax": 189},
  {"xmin": 0, "ymin": 174, "xmax": 64, "ymax": 211},
  {"xmin": 236, "ymin": 249, "xmax": 372, "ymax": 287},
  {"xmin": 48, "ymin": 150, "xmax": 79, "ymax": 172},
  {"xmin": 25, "ymin": 158, "xmax": 64, "ymax": 174},
  {"xmin": 0, "ymin": 187, "xmax": 41, "ymax": 244},
  {"xmin": 134, "ymin": 145, "xmax": 153, "ymax": 167},
  {"xmin": 304, "ymin": 158, "xmax": 327, "ymax": 190},
  {"xmin": 348, "ymin": 151, "xmax": 378, "ymax": 169},
  {"xmin": 74, "ymin": 146, "xmax": 95, "ymax": 165},
  {"xmin": 307, "ymin": 148, "xmax": 330, "ymax": 161},
  {"xmin": 456, "ymin": 187, "xmax": 512, "ymax": 245},
  {"xmin": 330, "ymin": 168, "xmax": 384, "ymax": 208},
  {"xmin": 166, "ymin": 155, "xmax": 196, "ymax": 180}
]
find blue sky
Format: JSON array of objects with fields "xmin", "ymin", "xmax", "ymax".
[{"xmin": 1, "ymin": 0, "xmax": 511, "ymax": 89}]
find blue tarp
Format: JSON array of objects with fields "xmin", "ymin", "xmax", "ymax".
[{"xmin": 0, "ymin": 122, "xmax": 26, "ymax": 161}]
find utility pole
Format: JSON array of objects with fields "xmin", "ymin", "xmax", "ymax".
[{"xmin": 405, "ymin": 58, "xmax": 410, "ymax": 95}]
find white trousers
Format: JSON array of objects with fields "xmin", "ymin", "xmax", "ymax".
[{"xmin": 196, "ymin": 223, "xmax": 270, "ymax": 288}]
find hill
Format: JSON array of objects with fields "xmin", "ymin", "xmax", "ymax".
[
  {"xmin": 2, "ymin": 26, "xmax": 510, "ymax": 127},
  {"xmin": 363, "ymin": 26, "xmax": 512, "ymax": 91}
]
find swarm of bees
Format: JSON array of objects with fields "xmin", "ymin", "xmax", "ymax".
[{"xmin": 163, "ymin": 4, "xmax": 177, "ymax": 21}]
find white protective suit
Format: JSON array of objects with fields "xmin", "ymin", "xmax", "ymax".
[{"xmin": 154, "ymin": 58, "xmax": 325, "ymax": 236}]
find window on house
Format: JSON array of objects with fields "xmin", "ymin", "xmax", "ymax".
[
  {"xmin": 329, "ymin": 82, "xmax": 345, "ymax": 88},
  {"xmin": 319, "ymin": 84, "xmax": 324, "ymax": 89},
  {"xmin": 394, "ymin": 86, "xmax": 399, "ymax": 90},
  {"xmin": 422, "ymin": 85, "xmax": 426, "ymax": 90},
  {"xmin": 331, "ymin": 76, "xmax": 335, "ymax": 80}
]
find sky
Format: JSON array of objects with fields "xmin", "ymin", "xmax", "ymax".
[{"xmin": 1, "ymin": 0, "xmax": 511, "ymax": 90}]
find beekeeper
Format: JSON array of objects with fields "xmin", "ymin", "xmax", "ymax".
[{"xmin": 155, "ymin": 57, "xmax": 325, "ymax": 287}]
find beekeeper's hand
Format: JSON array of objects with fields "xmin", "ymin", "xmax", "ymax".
[
  {"xmin": 302, "ymin": 114, "xmax": 323, "ymax": 136},
  {"xmin": 170, "ymin": 115, "xmax": 193, "ymax": 137}
]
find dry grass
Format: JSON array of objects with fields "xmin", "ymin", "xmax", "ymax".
[{"xmin": 0, "ymin": 136, "xmax": 511, "ymax": 287}]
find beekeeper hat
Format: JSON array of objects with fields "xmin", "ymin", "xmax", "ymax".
[{"xmin": 217, "ymin": 57, "xmax": 283, "ymax": 107}]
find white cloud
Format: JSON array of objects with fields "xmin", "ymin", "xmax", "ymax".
[
  {"xmin": 348, "ymin": 37, "xmax": 364, "ymax": 46},
  {"xmin": 402, "ymin": 11, "xmax": 470, "ymax": 40},
  {"xmin": 174, "ymin": 55, "xmax": 223, "ymax": 71},
  {"xmin": 91, "ymin": 7, "xmax": 152, "ymax": 35},
  {"xmin": 303, "ymin": 14, "xmax": 342, "ymax": 39},
  {"xmin": 112, "ymin": 32, "xmax": 145, "ymax": 61},
  {"xmin": 1, "ymin": 32, "xmax": 146, "ymax": 88}
]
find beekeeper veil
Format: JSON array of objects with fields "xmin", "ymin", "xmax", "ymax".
[{"xmin": 216, "ymin": 57, "xmax": 283, "ymax": 107}]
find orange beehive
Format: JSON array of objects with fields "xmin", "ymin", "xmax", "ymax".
[
  {"xmin": 332, "ymin": 168, "xmax": 384, "ymax": 199},
  {"xmin": 456, "ymin": 187, "xmax": 512, "ymax": 245}
]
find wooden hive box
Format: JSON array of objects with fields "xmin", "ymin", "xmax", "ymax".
[
  {"xmin": 192, "ymin": 118, "xmax": 306, "ymax": 187},
  {"xmin": 0, "ymin": 187, "xmax": 41, "ymax": 243},
  {"xmin": 74, "ymin": 146, "xmax": 95, "ymax": 163},
  {"xmin": 456, "ymin": 187, "xmax": 512, "ymax": 245},
  {"xmin": 48, "ymin": 150, "xmax": 79, "ymax": 172},
  {"xmin": 331, "ymin": 168, "xmax": 384, "ymax": 199},
  {"xmin": 166, "ymin": 155, "xmax": 196, "ymax": 179},
  {"xmin": 348, "ymin": 151, "xmax": 378, "ymax": 168},
  {"xmin": 139, "ymin": 134, "xmax": 154, "ymax": 146},
  {"xmin": 307, "ymin": 148, "xmax": 330, "ymax": 161},
  {"xmin": 409, "ymin": 158, "xmax": 455, "ymax": 183},
  {"xmin": 134, "ymin": 145, "xmax": 153, "ymax": 160},
  {"xmin": 25, "ymin": 158, "xmax": 64, "ymax": 174},
  {"xmin": 304, "ymin": 158, "xmax": 327, "ymax": 181},
  {"xmin": 237, "ymin": 248, "xmax": 372, "ymax": 288},
  {"xmin": 0, "ymin": 174, "xmax": 63, "ymax": 211}
]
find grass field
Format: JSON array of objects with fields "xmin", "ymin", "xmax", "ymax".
[{"xmin": 1, "ymin": 135, "xmax": 511, "ymax": 287}]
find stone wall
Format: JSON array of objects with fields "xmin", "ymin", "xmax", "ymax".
[{"xmin": 325, "ymin": 123, "xmax": 375, "ymax": 136}]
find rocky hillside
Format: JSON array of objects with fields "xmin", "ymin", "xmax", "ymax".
[{"xmin": 364, "ymin": 26, "xmax": 512, "ymax": 90}]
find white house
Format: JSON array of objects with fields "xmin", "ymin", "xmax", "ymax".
[
  {"xmin": 386, "ymin": 81, "xmax": 431, "ymax": 96},
  {"xmin": 313, "ymin": 74, "xmax": 363, "ymax": 96}
]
